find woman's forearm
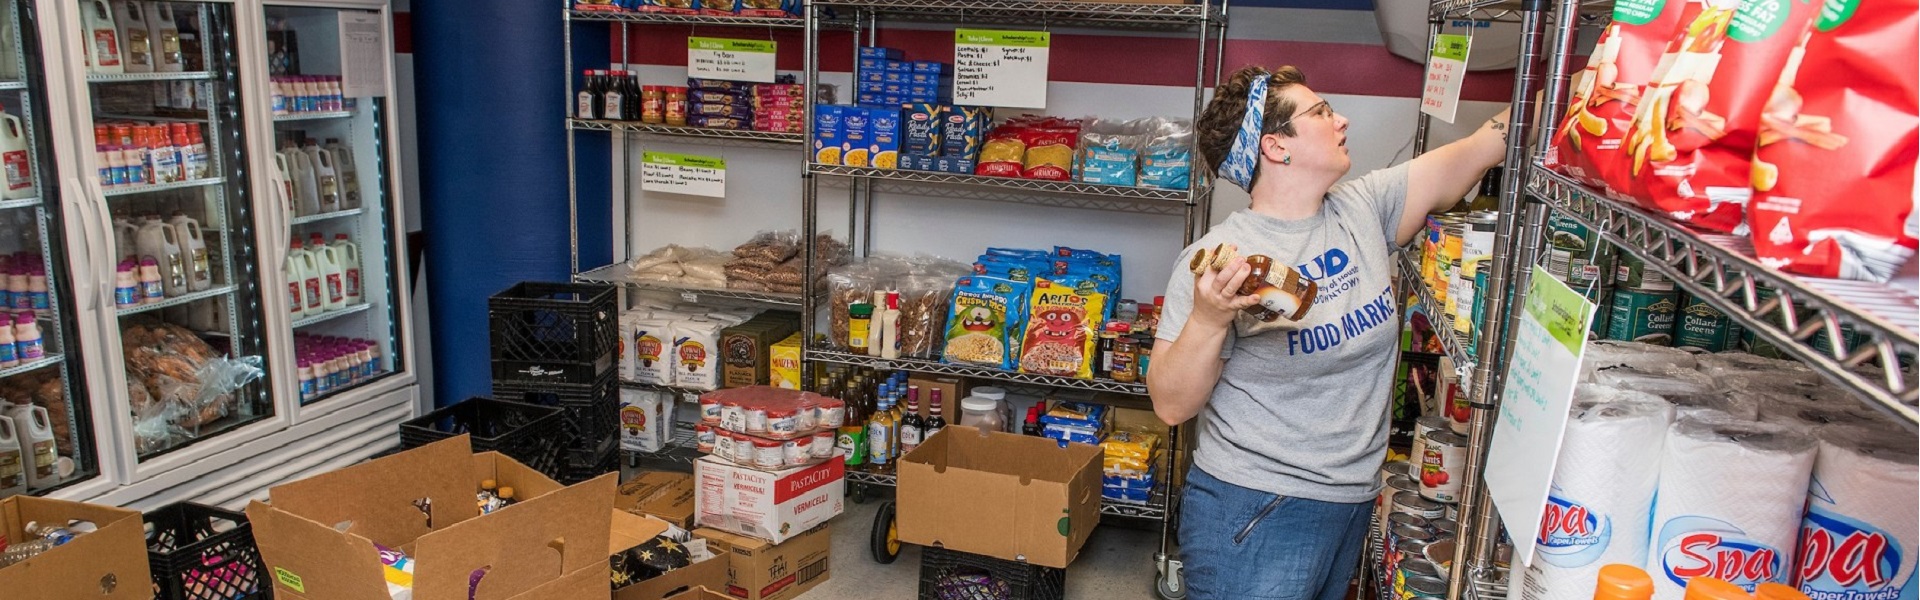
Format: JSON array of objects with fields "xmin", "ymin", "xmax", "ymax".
[{"xmin": 1148, "ymin": 320, "xmax": 1232, "ymax": 426}]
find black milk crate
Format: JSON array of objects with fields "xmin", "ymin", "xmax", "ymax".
[
  {"xmin": 399, "ymin": 397, "xmax": 567, "ymax": 479},
  {"xmin": 145, "ymin": 502, "xmax": 270, "ymax": 600},
  {"xmin": 493, "ymin": 371, "xmax": 620, "ymax": 451},
  {"xmin": 561, "ymin": 434, "xmax": 620, "ymax": 484},
  {"xmin": 489, "ymin": 282, "xmax": 618, "ymax": 384},
  {"xmin": 919, "ymin": 546, "xmax": 1066, "ymax": 600}
]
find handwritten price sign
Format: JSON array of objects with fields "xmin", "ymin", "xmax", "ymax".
[
  {"xmin": 688, "ymin": 38, "xmax": 776, "ymax": 83},
  {"xmin": 1420, "ymin": 34, "xmax": 1471, "ymax": 123},
  {"xmin": 953, "ymin": 29, "xmax": 1049, "ymax": 109},
  {"xmin": 642, "ymin": 152, "xmax": 727, "ymax": 197},
  {"xmin": 1485, "ymin": 265, "xmax": 1597, "ymax": 567}
]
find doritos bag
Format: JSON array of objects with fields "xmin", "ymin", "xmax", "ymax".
[
  {"xmin": 1544, "ymin": 0, "xmax": 1693, "ymax": 191},
  {"xmin": 1747, "ymin": 0, "xmax": 1918, "ymax": 281}
]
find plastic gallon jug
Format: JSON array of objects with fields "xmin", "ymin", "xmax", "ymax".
[
  {"xmin": 291, "ymin": 240, "xmax": 321, "ymax": 314},
  {"xmin": 136, "ymin": 218, "xmax": 186, "ymax": 297},
  {"xmin": 5, "ymin": 402, "xmax": 56, "ymax": 489},
  {"xmin": 82, "ymin": 0, "xmax": 124, "ymax": 74},
  {"xmin": 332, "ymin": 234, "xmax": 361, "ymax": 304},
  {"xmin": 284, "ymin": 147, "xmax": 319, "ymax": 216},
  {"xmin": 303, "ymin": 144, "xmax": 339, "ymax": 214},
  {"xmin": 313, "ymin": 242, "xmax": 344, "ymax": 312},
  {"xmin": 285, "ymin": 240, "xmax": 308, "ymax": 320},
  {"xmin": 0, "ymin": 416, "xmax": 24, "ymax": 496},
  {"xmin": 325, "ymin": 138, "xmax": 360, "ymax": 209},
  {"xmin": 114, "ymin": 217, "xmax": 139, "ymax": 262},
  {"xmin": 143, "ymin": 1, "xmax": 181, "ymax": 73},
  {"xmin": 167, "ymin": 213, "xmax": 210, "ymax": 291},
  {"xmin": 111, "ymin": 0, "xmax": 151, "ymax": 73},
  {"xmin": 0, "ymin": 110, "xmax": 32, "ymax": 199}
]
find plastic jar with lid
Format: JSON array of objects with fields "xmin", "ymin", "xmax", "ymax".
[
  {"xmin": 958, "ymin": 389, "xmax": 1008, "ymax": 432},
  {"xmin": 745, "ymin": 406, "xmax": 769, "ymax": 433},
  {"xmin": 721, "ymin": 401, "xmax": 745, "ymax": 431},
  {"xmin": 752, "ymin": 438, "xmax": 783, "ymax": 469},
  {"xmin": 767, "ymin": 408, "xmax": 799, "ymax": 437},
  {"xmin": 811, "ymin": 431, "xmax": 835, "ymax": 458},
  {"xmin": 818, "ymin": 398, "xmax": 846, "ymax": 428},
  {"xmin": 973, "ymin": 387, "xmax": 1011, "ymax": 430},
  {"xmin": 713, "ymin": 430, "xmax": 735, "ymax": 462},
  {"xmin": 699, "ymin": 395, "xmax": 722, "ymax": 423},
  {"xmin": 782, "ymin": 438, "xmax": 810, "ymax": 466},
  {"xmin": 695, "ymin": 423, "xmax": 716, "ymax": 453}
]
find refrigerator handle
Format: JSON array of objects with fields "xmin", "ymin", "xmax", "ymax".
[
  {"xmin": 268, "ymin": 172, "xmax": 291, "ymax": 267},
  {"xmin": 64, "ymin": 176, "xmax": 102, "ymax": 312},
  {"xmin": 81, "ymin": 178, "xmax": 116, "ymax": 308}
]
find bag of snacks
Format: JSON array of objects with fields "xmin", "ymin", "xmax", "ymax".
[
  {"xmin": 1140, "ymin": 122, "xmax": 1194, "ymax": 190},
  {"xmin": 1748, "ymin": 0, "xmax": 1918, "ymax": 282},
  {"xmin": 1544, "ymin": 0, "xmax": 1694, "ymax": 191},
  {"xmin": 828, "ymin": 267, "xmax": 877, "ymax": 349},
  {"xmin": 942, "ymin": 275, "xmax": 1027, "ymax": 369},
  {"xmin": 1017, "ymin": 276, "xmax": 1106, "ymax": 378},
  {"xmin": 898, "ymin": 275, "xmax": 953, "ymax": 359}
]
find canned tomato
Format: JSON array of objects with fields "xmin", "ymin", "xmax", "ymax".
[
  {"xmin": 1607, "ymin": 286, "xmax": 1679, "ymax": 345},
  {"xmin": 1546, "ymin": 213, "xmax": 1612, "ymax": 287},
  {"xmin": 1384, "ymin": 460, "xmax": 1413, "ymax": 482},
  {"xmin": 1436, "ymin": 218, "xmax": 1463, "ymax": 313},
  {"xmin": 1381, "ymin": 474, "xmax": 1419, "ymax": 512},
  {"xmin": 1614, "ymin": 251, "xmax": 1674, "ymax": 291},
  {"xmin": 1419, "ymin": 431, "xmax": 1467, "ymax": 503},
  {"xmin": 1403, "ymin": 574, "xmax": 1449, "ymax": 600},
  {"xmin": 1674, "ymin": 293, "xmax": 1742, "ymax": 352},
  {"xmin": 1435, "ymin": 360, "xmax": 1469, "ymax": 435},
  {"xmin": 1393, "ymin": 491, "xmax": 1445, "ymax": 520},
  {"xmin": 1429, "ymin": 517, "xmax": 1458, "ymax": 540},
  {"xmin": 1410, "ymin": 416, "xmax": 1448, "ymax": 474}
]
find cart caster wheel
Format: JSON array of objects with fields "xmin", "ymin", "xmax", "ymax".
[
  {"xmin": 870, "ymin": 501, "xmax": 901, "ymax": 564},
  {"xmin": 850, "ymin": 483, "xmax": 870, "ymax": 504},
  {"xmin": 1156, "ymin": 560, "xmax": 1186, "ymax": 600}
]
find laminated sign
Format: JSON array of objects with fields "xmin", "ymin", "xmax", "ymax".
[
  {"xmin": 953, "ymin": 29, "xmax": 1049, "ymax": 109},
  {"xmin": 688, "ymin": 37, "xmax": 776, "ymax": 83},
  {"xmin": 1486, "ymin": 265, "xmax": 1596, "ymax": 566},
  {"xmin": 1420, "ymin": 33, "xmax": 1470, "ymax": 123},
  {"xmin": 642, "ymin": 152, "xmax": 726, "ymax": 197}
]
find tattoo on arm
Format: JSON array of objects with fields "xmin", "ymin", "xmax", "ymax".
[{"xmin": 1491, "ymin": 120, "xmax": 1509, "ymax": 141}]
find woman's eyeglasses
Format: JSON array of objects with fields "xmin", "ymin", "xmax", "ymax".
[{"xmin": 1272, "ymin": 100, "xmax": 1334, "ymax": 132}]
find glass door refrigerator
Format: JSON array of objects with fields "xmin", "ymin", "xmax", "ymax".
[{"xmin": 247, "ymin": 0, "xmax": 410, "ymax": 420}]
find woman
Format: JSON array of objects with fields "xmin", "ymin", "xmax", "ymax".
[{"xmin": 1148, "ymin": 65, "xmax": 1510, "ymax": 599}]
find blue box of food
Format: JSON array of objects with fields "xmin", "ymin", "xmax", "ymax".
[
  {"xmin": 902, "ymin": 154, "xmax": 939, "ymax": 171},
  {"xmin": 902, "ymin": 103, "xmax": 945, "ymax": 156},
  {"xmin": 858, "ymin": 57, "xmax": 886, "ymax": 72},
  {"xmin": 911, "ymin": 61, "xmax": 945, "ymax": 74},
  {"xmin": 869, "ymin": 108, "xmax": 902, "ymax": 169},
  {"xmin": 860, "ymin": 70, "xmax": 886, "ymax": 83},
  {"xmin": 935, "ymin": 155, "xmax": 976, "ymax": 174},
  {"xmin": 1042, "ymin": 423, "xmax": 1102, "ymax": 446},
  {"xmin": 857, "ymin": 81, "xmax": 886, "ymax": 95},
  {"xmin": 859, "ymin": 47, "xmax": 901, "ymax": 60},
  {"xmin": 883, "ymin": 60, "xmax": 912, "ymax": 74},
  {"xmin": 811, "ymin": 105, "xmax": 846, "ymax": 165},
  {"xmin": 881, "ymin": 94, "xmax": 905, "ymax": 107},
  {"xmin": 907, "ymin": 83, "xmax": 943, "ymax": 99},
  {"xmin": 842, "ymin": 107, "xmax": 874, "ymax": 167},
  {"xmin": 941, "ymin": 106, "xmax": 990, "ymax": 158}
]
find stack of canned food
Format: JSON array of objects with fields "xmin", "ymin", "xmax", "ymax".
[{"xmin": 1417, "ymin": 211, "xmax": 1499, "ymax": 354}]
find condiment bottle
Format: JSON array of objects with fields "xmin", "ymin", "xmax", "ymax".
[
  {"xmin": 14, "ymin": 313, "xmax": 42, "ymax": 360},
  {"xmin": 1238, "ymin": 254, "xmax": 1318, "ymax": 322},
  {"xmin": 665, "ymin": 87, "xmax": 688, "ymax": 126},
  {"xmin": 0, "ymin": 315, "xmax": 16, "ymax": 368},
  {"xmin": 848, "ymin": 302, "xmax": 873, "ymax": 356},
  {"xmin": 136, "ymin": 257, "xmax": 163, "ymax": 303},
  {"xmin": 641, "ymin": 86, "xmax": 664, "ymax": 123},
  {"xmin": 1108, "ymin": 322, "xmax": 1137, "ymax": 383},
  {"xmin": 1095, "ymin": 327, "xmax": 1119, "ymax": 378},
  {"xmin": 1592, "ymin": 565, "xmax": 1654, "ymax": 600},
  {"xmin": 867, "ymin": 394, "xmax": 894, "ymax": 465}
]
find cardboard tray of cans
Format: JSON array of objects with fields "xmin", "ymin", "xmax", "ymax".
[
  {"xmin": 696, "ymin": 386, "xmax": 847, "ymax": 441},
  {"xmin": 697, "ymin": 424, "xmax": 843, "ymax": 471}
]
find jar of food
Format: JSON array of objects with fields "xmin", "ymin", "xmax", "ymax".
[
  {"xmin": 745, "ymin": 406, "xmax": 768, "ymax": 433},
  {"xmin": 795, "ymin": 398, "xmax": 818, "ymax": 431},
  {"xmin": 767, "ymin": 409, "xmax": 799, "ymax": 437},
  {"xmin": 753, "ymin": 438, "xmax": 783, "ymax": 469},
  {"xmin": 641, "ymin": 85, "xmax": 665, "ymax": 124},
  {"xmin": 720, "ymin": 401, "xmax": 745, "ymax": 431},
  {"xmin": 958, "ymin": 396, "xmax": 1007, "ymax": 432},
  {"xmin": 783, "ymin": 438, "xmax": 810, "ymax": 466},
  {"xmin": 665, "ymin": 87, "xmax": 688, "ymax": 126},
  {"xmin": 1188, "ymin": 244, "xmax": 1318, "ymax": 322},
  {"xmin": 811, "ymin": 431, "xmax": 835, "ymax": 458},
  {"xmin": 712, "ymin": 430, "xmax": 735, "ymax": 462},
  {"xmin": 819, "ymin": 398, "xmax": 846, "ymax": 428},
  {"xmin": 700, "ymin": 395, "xmax": 722, "ymax": 423},
  {"xmin": 733, "ymin": 432, "xmax": 757, "ymax": 465},
  {"xmin": 1109, "ymin": 323, "xmax": 1138, "ymax": 383},
  {"xmin": 695, "ymin": 423, "xmax": 716, "ymax": 453}
]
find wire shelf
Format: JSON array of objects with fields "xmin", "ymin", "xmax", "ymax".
[
  {"xmin": 1464, "ymin": 562, "xmax": 1511, "ymax": 600},
  {"xmin": 0, "ymin": 81, "xmax": 25, "ymax": 90},
  {"xmin": 275, "ymin": 110, "xmax": 356, "ymax": 122},
  {"xmin": 620, "ymin": 379, "xmax": 709, "ymax": 399},
  {"xmin": 805, "ymin": 347, "xmax": 1151, "ymax": 395},
  {"xmin": 568, "ymin": 9, "xmax": 808, "ymax": 27},
  {"xmin": 117, "ymin": 284, "xmax": 237, "ymax": 317},
  {"xmin": 813, "ymin": 0, "xmax": 1221, "ymax": 28},
  {"xmin": 0, "ymin": 354, "xmax": 63, "ymax": 379},
  {"xmin": 574, "ymin": 262, "xmax": 807, "ymax": 306},
  {"xmin": 626, "ymin": 426, "xmax": 704, "ymax": 467},
  {"xmin": 290, "ymin": 207, "xmax": 366, "ymax": 226},
  {"xmin": 1396, "ymin": 251, "xmax": 1476, "ymax": 375},
  {"xmin": 568, "ymin": 119, "xmax": 805, "ymax": 146},
  {"xmin": 842, "ymin": 464, "xmax": 1169, "ymax": 518},
  {"xmin": 809, "ymin": 163, "xmax": 1199, "ymax": 214},
  {"xmin": 103, "ymin": 177, "xmax": 226, "ymax": 198},
  {"xmin": 1530, "ymin": 167, "xmax": 1919, "ymax": 422},
  {"xmin": 0, "ymin": 197, "xmax": 39, "ymax": 210},
  {"xmin": 292, "ymin": 303, "xmax": 372, "ymax": 329},
  {"xmin": 1429, "ymin": 0, "xmax": 1613, "ymax": 22},
  {"xmin": 86, "ymin": 71, "xmax": 215, "ymax": 83}
]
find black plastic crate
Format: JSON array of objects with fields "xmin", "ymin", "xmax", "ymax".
[
  {"xmin": 489, "ymin": 282, "xmax": 618, "ymax": 384},
  {"xmin": 400, "ymin": 397, "xmax": 568, "ymax": 480},
  {"xmin": 145, "ymin": 503, "xmax": 270, "ymax": 600},
  {"xmin": 561, "ymin": 434, "xmax": 620, "ymax": 484},
  {"xmin": 919, "ymin": 546, "xmax": 1066, "ymax": 600},
  {"xmin": 493, "ymin": 371, "xmax": 620, "ymax": 451}
]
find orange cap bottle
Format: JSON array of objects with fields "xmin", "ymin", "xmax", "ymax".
[
  {"xmin": 1684, "ymin": 577, "xmax": 1753, "ymax": 600},
  {"xmin": 1595, "ymin": 565, "xmax": 1656, "ymax": 600},
  {"xmin": 1754, "ymin": 583, "xmax": 1809, "ymax": 600}
]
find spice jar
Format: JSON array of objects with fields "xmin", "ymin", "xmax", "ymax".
[
  {"xmin": 641, "ymin": 85, "xmax": 665, "ymax": 124},
  {"xmin": 664, "ymin": 87, "xmax": 689, "ymax": 126},
  {"xmin": 767, "ymin": 408, "xmax": 799, "ymax": 437},
  {"xmin": 1110, "ymin": 323, "xmax": 1139, "ymax": 383},
  {"xmin": 753, "ymin": 438, "xmax": 783, "ymax": 469},
  {"xmin": 849, "ymin": 303, "xmax": 874, "ymax": 355}
]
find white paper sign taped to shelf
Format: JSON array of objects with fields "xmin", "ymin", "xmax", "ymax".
[
  {"xmin": 338, "ymin": 11, "xmax": 389, "ymax": 98},
  {"xmin": 1486, "ymin": 265, "xmax": 1596, "ymax": 567},
  {"xmin": 687, "ymin": 38, "xmax": 777, "ymax": 83},
  {"xmin": 641, "ymin": 151, "xmax": 726, "ymax": 197},
  {"xmin": 1420, "ymin": 33, "xmax": 1470, "ymax": 123},
  {"xmin": 953, "ymin": 29, "xmax": 1049, "ymax": 109}
]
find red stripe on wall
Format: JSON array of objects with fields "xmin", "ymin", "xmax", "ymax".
[
  {"xmin": 394, "ymin": 11, "xmax": 411, "ymax": 54},
  {"xmin": 614, "ymin": 25, "xmax": 1515, "ymax": 101}
]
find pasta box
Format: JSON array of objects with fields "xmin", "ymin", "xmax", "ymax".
[
  {"xmin": 858, "ymin": 46, "xmax": 901, "ymax": 60},
  {"xmin": 842, "ymin": 107, "xmax": 873, "ymax": 167},
  {"xmin": 856, "ymin": 81, "xmax": 886, "ymax": 95},
  {"xmin": 883, "ymin": 59, "xmax": 912, "ymax": 73},
  {"xmin": 934, "ymin": 155, "xmax": 976, "ymax": 174},
  {"xmin": 903, "ymin": 103, "xmax": 945, "ymax": 155},
  {"xmin": 810, "ymin": 105, "xmax": 845, "ymax": 165},
  {"xmin": 855, "ymin": 93, "xmax": 884, "ymax": 107},
  {"xmin": 912, "ymin": 61, "xmax": 946, "ymax": 74},
  {"xmin": 693, "ymin": 456, "xmax": 844, "ymax": 544},
  {"xmin": 902, "ymin": 153, "xmax": 940, "ymax": 172},
  {"xmin": 869, "ymin": 108, "xmax": 903, "ymax": 169},
  {"xmin": 856, "ymin": 57, "xmax": 885, "ymax": 72},
  {"xmin": 0, "ymin": 496, "xmax": 150, "ymax": 600},
  {"xmin": 858, "ymin": 70, "xmax": 885, "ymax": 83},
  {"xmin": 896, "ymin": 425, "xmax": 1101, "ymax": 569},
  {"xmin": 941, "ymin": 106, "xmax": 991, "ymax": 158}
]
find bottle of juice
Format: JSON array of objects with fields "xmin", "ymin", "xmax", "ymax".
[
  {"xmin": 0, "ymin": 315, "xmax": 17, "ymax": 368},
  {"xmin": 27, "ymin": 265, "xmax": 46, "ymax": 313},
  {"xmin": 114, "ymin": 260, "xmax": 137, "ymax": 308},
  {"xmin": 136, "ymin": 257, "xmax": 162, "ymax": 303},
  {"xmin": 7, "ymin": 259, "xmax": 27, "ymax": 311},
  {"xmin": 13, "ymin": 313, "xmax": 41, "ymax": 360}
]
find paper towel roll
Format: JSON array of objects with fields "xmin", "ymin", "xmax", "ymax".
[
  {"xmin": 1695, "ymin": 352, "xmax": 1822, "ymax": 387},
  {"xmin": 1661, "ymin": 391, "xmax": 1762, "ymax": 421},
  {"xmin": 1649, "ymin": 415, "xmax": 1817, "ymax": 600},
  {"xmin": 1796, "ymin": 426, "xmax": 1918, "ymax": 600},
  {"xmin": 1595, "ymin": 365, "xmax": 1719, "ymax": 399},
  {"xmin": 1519, "ymin": 386, "xmax": 1673, "ymax": 600},
  {"xmin": 1582, "ymin": 341, "xmax": 1700, "ymax": 382}
]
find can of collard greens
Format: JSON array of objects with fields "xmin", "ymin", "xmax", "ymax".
[
  {"xmin": 1614, "ymin": 251, "xmax": 1673, "ymax": 291},
  {"xmin": 1581, "ymin": 283, "xmax": 1611, "ymax": 339},
  {"xmin": 1674, "ymin": 293, "xmax": 1742, "ymax": 352},
  {"xmin": 1546, "ymin": 213, "xmax": 1612, "ymax": 287},
  {"xmin": 1607, "ymin": 286, "xmax": 1678, "ymax": 345}
]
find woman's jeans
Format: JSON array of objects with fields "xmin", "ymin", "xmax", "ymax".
[{"xmin": 1178, "ymin": 466, "xmax": 1374, "ymax": 600}]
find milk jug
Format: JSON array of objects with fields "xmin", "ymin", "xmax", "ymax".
[
  {"xmin": 290, "ymin": 240, "xmax": 321, "ymax": 314},
  {"xmin": 332, "ymin": 234, "xmax": 361, "ymax": 304},
  {"xmin": 285, "ymin": 239, "xmax": 309, "ymax": 320},
  {"xmin": 135, "ymin": 217, "xmax": 186, "ymax": 297},
  {"xmin": 272, "ymin": 152, "xmax": 294, "ymax": 216},
  {"xmin": 82, "ymin": 0, "xmax": 123, "ymax": 74},
  {"xmin": 324, "ymin": 138, "xmax": 361, "ymax": 209},
  {"xmin": 114, "ymin": 217, "xmax": 138, "ymax": 262},
  {"xmin": 313, "ymin": 242, "xmax": 344, "ymax": 312},
  {"xmin": 0, "ymin": 417, "xmax": 24, "ymax": 496},
  {"xmin": 5, "ymin": 402, "xmax": 56, "ymax": 490},
  {"xmin": 304, "ymin": 144, "xmax": 339, "ymax": 214},
  {"xmin": 111, "ymin": 0, "xmax": 151, "ymax": 73},
  {"xmin": 143, "ymin": 2, "xmax": 181, "ymax": 73},
  {"xmin": 167, "ymin": 213, "xmax": 210, "ymax": 291},
  {"xmin": 0, "ymin": 111, "xmax": 32, "ymax": 200},
  {"xmin": 284, "ymin": 147, "xmax": 320, "ymax": 216}
]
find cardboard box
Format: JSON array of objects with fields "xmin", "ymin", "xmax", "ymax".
[
  {"xmin": 666, "ymin": 588, "xmax": 734, "ymax": 600},
  {"xmin": 695, "ymin": 525, "xmax": 832, "ymax": 600},
  {"xmin": 0, "ymin": 496, "xmax": 151, "ymax": 600},
  {"xmin": 941, "ymin": 106, "xmax": 991, "ymax": 158},
  {"xmin": 811, "ymin": 105, "xmax": 845, "ymax": 165},
  {"xmin": 858, "ymin": 46, "xmax": 901, "ymax": 60},
  {"xmin": 247, "ymin": 436, "xmax": 620, "ymax": 600},
  {"xmin": 907, "ymin": 374, "xmax": 969, "ymax": 419},
  {"xmin": 768, "ymin": 333, "xmax": 802, "ymax": 389},
  {"xmin": 897, "ymin": 426, "xmax": 1101, "ymax": 568},
  {"xmin": 694, "ymin": 455, "xmax": 843, "ymax": 544},
  {"xmin": 903, "ymin": 104, "xmax": 945, "ymax": 156},
  {"xmin": 722, "ymin": 313, "xmax": 799, "ymax": 390},
  {"xmin": 870, "ymin": 109, "xmax": 902, "ymax": 169},
  {"xmin": 620, "ymin": 471, "xmax": 697, "ymax": 530},
  {"xmin": 612, "ymin": 513, "xmax": 729, "ymax": 600},
  {"xmin": 841, "ymin": 108, "xmax": 873, "ymax": 167}
]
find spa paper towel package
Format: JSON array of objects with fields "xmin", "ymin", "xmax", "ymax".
[
  {"xmin": 1518, "ymin": 386, "xmax": 1673, "ymax": 600},
  {"xmin": 1795, "ymin": 426, "xmax": 1918, "ymax": 600},
  {"xmin": 1649, "ymin": 415, "xmax": 1817, "ymax": 600}
]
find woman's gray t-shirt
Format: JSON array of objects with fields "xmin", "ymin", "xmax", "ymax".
[{"xmin": 1156, "ymin": 162, "xmax": 1409, "ymax": 504}]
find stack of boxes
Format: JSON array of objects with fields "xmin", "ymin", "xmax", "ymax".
[{"xmin": 811, "ymin": 46, "xmax": 991, "ymax": 173}]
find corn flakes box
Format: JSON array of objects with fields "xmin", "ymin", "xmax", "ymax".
[{"xmin": 812, "ymin": 105, "xmax": 845, "ymax": 165}]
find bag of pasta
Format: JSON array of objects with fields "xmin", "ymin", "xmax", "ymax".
[
  {"xmin": 1022, "ymin": 120, "xmax": 1081, "ymax": 181},
  {"xmin": 943, "ymin": 275, "xmax": 1027, "ymax": 369},
  {"xmin": 1017, "ymin": 276, "xmax": 1106, "ymax": 378},
  {"xmin": 975, "ymin": 125, "xmax": 1028, "ymax": 178}
]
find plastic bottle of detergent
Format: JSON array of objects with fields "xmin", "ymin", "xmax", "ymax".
[
  {"xmin": 5, "ymin": 402, "xmax": 56, "ymax": 489},
  {"xmin": 111, "ymin": 0, "xmax": 151, "ymax": 73},
  {"xmin": 0, "ymin": 416, "xmax": 25, "ymax": 496},
  {"xmin": 324, "ymin": 139, "xmax": 360, "ymax": 209},
  {"xmin": 304, "ymin": 143, "xmax": 339, "ymax": 214},
  {"xmin": 0, "ymin": 108, "xmax": 31, "ymax": 200},
  {"xmin": 167, "ymin": 212, "xmax": 210, "ymax": 291},
  {"xmin": 284, "ymin": 146, "xmax": 319, "ymax": 216},
  {"xmin": 331, "ymin": 234, "xmax": 361, "ymax": 304},
  {"xmin": 81, "ymin": 0, "xmax": 123, "ymax": 74},
  {"xmin": 313, "ymin": 240, "xmax": 344, "ymax": 312},
  {"xmin": 143, "ymin": 2, "xmax": 181, "ymax": 73},
  {"xmin": 285, "ymin": 239, "xmax": 308, "ymax": 320},
  {"xmin": 135, "ymin": 217, "xmax": 186, "ymax": 297}
]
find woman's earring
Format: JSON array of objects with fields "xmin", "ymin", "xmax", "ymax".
[{"xmin": 1282, "ymin": 155, "xmax": 1292, "ymax": 165}]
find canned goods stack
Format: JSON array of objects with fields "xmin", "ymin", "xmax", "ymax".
[
  {"xmin": 1536, "ymin": 224, "xmax": 1757, "ymax": 354},
  {"xmin": 1414, "ymin": 211, "xmax": 1498, "ymax": 346},
  {"xmin": 1374, "ymin": 457, "xmax": 1459, "ymax": 600}
]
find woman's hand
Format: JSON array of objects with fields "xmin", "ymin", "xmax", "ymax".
[{"xmin": 1192, "ymin": 257, "xmax": 1260, "ymax": 329}]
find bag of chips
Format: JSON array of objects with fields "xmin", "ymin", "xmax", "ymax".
[
  {"xmin": 1017, "ymin": 276, "xmax": 1106, "ymax": 378},
  {"xmin": 942, "ymin": 276, "xmax": 1027, "ymax": 369}
]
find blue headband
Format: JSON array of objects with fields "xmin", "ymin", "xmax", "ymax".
[{"xmin": 1218, "ymin": 74, "xmax": 1269, "ymax": 193}]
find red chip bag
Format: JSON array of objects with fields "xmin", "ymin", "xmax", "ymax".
[
  {"xmin": 1747, "ymin": 0, "xmax": 1918, "ymax": 282},
  {"xmin": 1613, "ymin": 0, "xmax": 1818, "ymax": 234},
  {"xmin": 1545, "ymin": 0, "xmax": 1692, "ymax": 191}
]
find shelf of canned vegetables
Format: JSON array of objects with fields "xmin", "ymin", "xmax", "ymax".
[{"xmin": 559, "ymin": 0, "xmax": 1915, "ymax": 598}]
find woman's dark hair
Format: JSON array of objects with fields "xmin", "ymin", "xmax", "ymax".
[{"xmin": 1195, "ymin": 65, "xmax": 1307, "ymax": 175}]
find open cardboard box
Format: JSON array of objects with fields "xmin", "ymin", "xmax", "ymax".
[
  {"xmin": 0, "ymin": 496, "xmax": 151, "ymax": 600},
  {"xmin": 897, "ymin": 425, "xmax": 1102, "ymax": 569},
  {"xmin": 694, "ymin": 455, "xmax": 843, "ymax": 544},
  {"xmin": 666, "ymin": 588, "xmax": 734, "ymax": 600},
  {"xmin": 611, "ymin": 512, "xmax": 730, "ymax": 600},
  {"xmin": 619, "ymin": 471, "xmax": 696, "ymax": 530},
  {"xmin": 247, "ymin": 435, "xmax": 635, "ymax": 600}
]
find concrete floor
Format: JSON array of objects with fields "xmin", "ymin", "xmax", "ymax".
[{"xmin": 800, "ymin": 494, "xmax": 1168, "ymax": 599}]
